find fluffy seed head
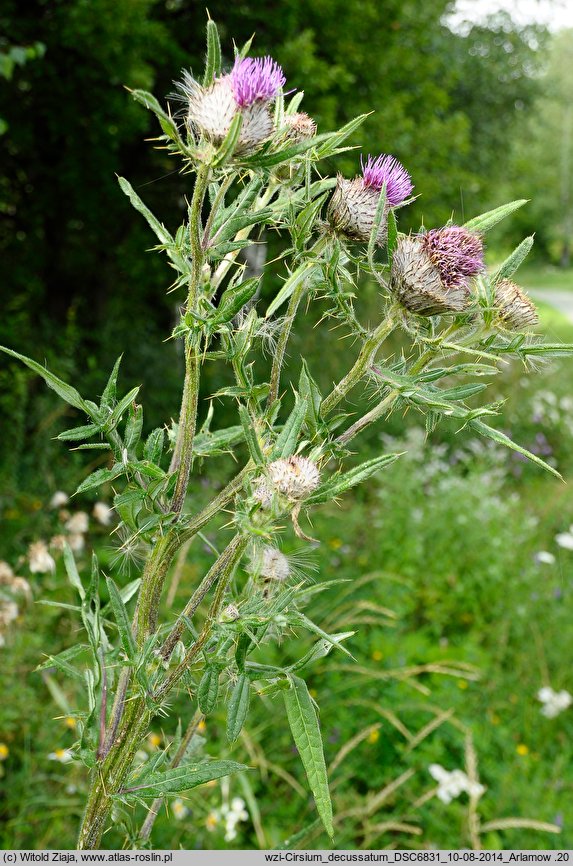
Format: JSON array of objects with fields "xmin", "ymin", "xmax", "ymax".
[
  {"xmin": 390, "ymin": 236, "xmax": 470, "ymax": 316},
  {"xmin": 421, "ymin": 226, "xmax": 484, "ymax": 291},
  {"xmin": 494, "ymin": 279, "xmax": 539, "ymax": 331},
  {"xmin": 361, "ymin": 154, "xmax": 413, "ymax": 206},
  {"xmin": 284, "ymin": 111, "xmax": 317, "ymax": 142},
  {"xmin": 258, "ymin": 546, "xmax": 291, "ymax": 582},
  {"xmin": 327, "ymin": 176, "xmax": 388, "ymax": 246},
  {"xmin": 230, "ymin": 56, "xmax": 285, "ymax": 107},
  {"xmin": 267, "ymin": 456, "xmax": 320, "ymax": 499}
]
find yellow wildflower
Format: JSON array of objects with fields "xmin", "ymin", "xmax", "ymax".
[
  {"xmin": 457, "ymin": 679, "xmax": 468, "ymax": 690},
  {"xmin": 148, "ymin": 733, "xmax": 162, "ymax": 749},
  {"xmin": 0, "ymin": 743, "xmax": 9, "ymax": 760},
  {"xmin": 371, "ymin": 650, "xmax": 383, "ymax": 662},
  {"xmin": 516, "ymin": 743, "xmax": 529, "ymax": 757},
  {"xmin": 367, "ymin": 729, "xmax": 380, "ymax": 744},
  {"xmin": 64, "ymin": 717, "xmax": 76, "ymax": 729}
]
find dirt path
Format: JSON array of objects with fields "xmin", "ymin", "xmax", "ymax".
[{"xmin": 529, "ymin": 289, "xmax": 573, "ymax": 323}]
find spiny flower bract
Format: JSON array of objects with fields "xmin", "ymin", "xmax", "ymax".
[
  {"xmin": 361, "ymin": 154, "xmax": 413, "ymax": 206},
  {"xmin": 390, "ymin": 235, "xmax": 469, "ymax": 316}
]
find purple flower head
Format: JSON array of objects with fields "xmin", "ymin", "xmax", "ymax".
[
  {"xmin": 422, "ymin": 226, "xmax": 484, "ymax": 290},
  {"xmin": 361, "ymin": 154, "xmax": 413, "ymax": 206},
  {"xmin": 229, "ymin": 56, "xmax": 286, "ymax": 108}
]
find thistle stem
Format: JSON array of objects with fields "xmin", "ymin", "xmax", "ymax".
[
  {"xmin": 267, "ymin": 236, "xmax": 330, "ymax": 408},
  {"xmin": 321, "ymin": 313, "xmax": 397, "ymax": 416},
  {"xmin": 138, "ymin": 709, "xmax": 205, "ymax": 843}
]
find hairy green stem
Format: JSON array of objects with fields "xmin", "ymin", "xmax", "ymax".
[
  {"xmin": 169, "ymin": 163, "xmax": 210, "ymax": 511},
  {"xmin": 321, "ymin": 314, "xmax": 397, "ymax": 416},
  {"xmin": 160, "ymin": 534, "xmax": 247, "ymax": 661},
  {"xmin": 154, "ymin": 533, "xmax": 249, "ymax": 703},
  {"xmin": 137, "ymin": 709, "xmax": 204, "ymax": 843}
]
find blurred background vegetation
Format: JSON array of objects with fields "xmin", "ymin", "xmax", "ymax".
[{"xmin": 1, "ymin": 0, "xmax": 573, "ymax": 851}]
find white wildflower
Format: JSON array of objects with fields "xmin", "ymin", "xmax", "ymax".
[
  {"xmin": 537, "ymin": 686, "xmax": 572, "ymax": 719},
  {"xmin": 49, "ymin": 491, "xmax": 69, "ymax": 509},
  {"xmin": 171, "ymin": 798, "xmax": 189, "ymax": 820},
  {"xmin": 65, "ymin": 512, "xmax": 89, "ymax": 534},
  {"xmin": 535, "ymin": 551, "xmax": 556, "ymax": 565},
  {"xmin": 555, "ymin": 532, "xmax": 573, "ymax": 550},
  {"xmin": 28, "ymin": 541, "xmax": 56, "ymax": 574},
  {"xmin": 67, "ymin": 533, "xmax": 85, "ymax": 553},
  {"xmin": 48, "ymin": 748, "xmax": 73, "ymax": 763},
  {"xmin": 0, "ymin": 562, "xmax": 13, "ymax": 581},
  {"xmin": 93, "ymin": 502, "xmax": 114, "ymax": 526},
  {"xmin": 428, "ymin": 763, "xmax": 485, "ymax": 804}
]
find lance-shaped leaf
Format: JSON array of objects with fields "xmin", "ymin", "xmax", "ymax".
[
  {"xmin": 0, "ymin": 346, "xmax": 91, "ymax": 414},
  {"xmin": 519, "ymin": 343, "xmax": 573, "ymax": 358},
  {"xmin": 266, "ymin": 260, "xmax": 319, "ymax": 318},
  {"xmin": 306, "ymin": 454, "xmax": 402, "ymax": 505},
  {"xmin": 119, "ymin": 760, "xmax": 248, "ymax": 800},
  {"xmin": 464, "ymin": 199, "xmax": 528, "ymax": 233},
  {"xmin": 238, "ymin": 405, "xmax": 265, "ymax": 465},
  {"xmin": 213, "ymin": 112, "xmax": 243, "ymax": 167},
  {"xmin": 272, "ymin": 395, "xmax": 308, "ymax": 459},
  {"xmin": 227, "ymin": 674, "xmax": 250, "ymax": 743},
  {"xmin": 118, "ymin": 177, "xmax": 175, "ymax": 247},
  {"xmin": 203, "ymin": 18, "xmax": 222, "ymax": 86},
  {"xmin": 75, "ymin": 464, "xmax": 125, "ymax": 495},
  {"xmin": 100, "ymin": 356, "xmax": 123, "ymax": 410},
  {"xmin": 288, "ymin": 632, "xmax": 355, "ymax": 673},
  {"xmin": 198, "ymin": 667, "xmax": 220, "ymax": 715},
  {"xmin": 106, "ymin": 576, "xmax": 137, "ymax": 660},
  {"xmin": 128, "ymin": 89, "xmax": 180, "ymax": 141},
  {"xmin": 315, "ymin": 113, "xmax": 370, "ymax": 159},
  {"xmin": 57, "ymin": 423, "xmax": 101, "ymax": 442},
  {"xmin": 63, "ymin": 543, "xmax": 85, "ymax": 600},
  {"xmin": 283, "ymin": 675, "xmax": 333, "ymax": 839},
  {"xmin": 470, "ymin": 420, "xmax": 562, "ymax": 480},
  {"xmin": 492, "ymin": 236, "xmax": 534, "ymax": 284}
]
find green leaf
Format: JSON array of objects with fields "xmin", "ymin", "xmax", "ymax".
[
  {"xmin": 198, "ymin": 667, "xmax": 220, "ymax": 715},
  {"xmin": 107, "ymin": 386, "xmax": 141, "ymax": 430},
  {"xmin": 464, "ymin": 199, "xmax": 528, "ymax": 233},
  {"xmin": 118, "ymin": 177, "xmax": 175, "ymax": 246},
  {"xmin": 492, "ymin": 236, "xmax": 534, "ymax": 284},
  {"xmin": 75, "ymin": 465, "xmax": 124, "ymax": 495},
  {"xmin": 288, "ymin": 632, "xmax": 355, "ymax": 673},
  {"xmin": 203, "ymin": 18, "xmax": 222, "ymax": 86},
  {"xmin": 306, "ymin": 454, "xmax": 402, "ymax": 505},
  {"xmin": 63, "ymin": 543, "xmax": 85, "ymax": 600},
  {"xmin": 57, "ymin": 423, "xmax": 101, "ymax": 442},
  {"xmin": 386, "ymin": 210, "xmax": 398, "ymax": 263},
  {"xmin": 315, "ymin": 113, "xmax": 370, "ymax": 159},
  {"xmin": 143, "ymin": 428, "xmax": 164, "ymax": 464},
  {"xmin": 238, "ymin": 405, "xmax": 265, "ymax": 466},
  {"xmin": 283, "ymin": 675, "xmax": 333, "ymax": 839},
  {"xmin": 291, "ymin": 613, "xmax": 355, "ymax": 660},
  {"xmin": 266, "ymin": 261, "xmax": 319, "ymax": 318},
  {"xmin": 101, "ymin": 356, "xmax": 123, "ymax": 410},
  {"xmin": 212, "ymin": 278, "xmax": 260, "ymax": 324},
  {"xmin": 0, "ymin": 346, "xmax": 91, "ymax": 414},
  {"xmin": 213, "ymin": 112, "xmax": 243, "ymax": 167},
  {"xmin": 272, "ymin": 395, "xmax": 308, "ymax": 458},
  {"xmin": 227, "ymin": 674, "xmax": 250, "ymax": 743},
  {"xmin": 120, "ymin": 760, "xmax": 248, "ymax": 800},
  {"xmin": 470, "ymin": 420, "xmax": 562, "ymax": 480},
  {"xmin": 520, "ymin": 343, "xmax": 573, "ymax": 358},
  {"xmin": 106, "ymin": 576, "xmax": 137, "ymax": 660},
  {"xmin": 36, "ymin": 644, "xmax": 89, "ymax": 677},
  {"xmin": 129, "ymin": 89, "xmax": 180, "ymax": 141},
  {"xmin": 125, "ymin": 404, "xmax": 144, "ymax": 451},
  {"xmin": 298, "ymin": 361, "xmax": 323, "ymax": 435}
]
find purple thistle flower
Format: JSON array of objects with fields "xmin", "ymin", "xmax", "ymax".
[
  {"xmin": 361, "ymin": 154, "xmax": 413, "ymax": 206},
  {"xmin": 229, "ymin": 56, "xmax": 285, "ymax": 108},
  {"xmin": 422, "ymin": 226, "xmax": 484, "ymax": 290}
]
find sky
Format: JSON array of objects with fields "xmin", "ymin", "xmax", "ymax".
[{"xmin": 449, "ymin": 0, "xmax": 573, "ymax": 30}]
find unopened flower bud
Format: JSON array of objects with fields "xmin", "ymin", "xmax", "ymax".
[
  {"xmin": 219, "ymin": 603, "xmax": 240, "ymax": 623},
  {"xmin": 494, "ymin": 279, "xmax": 538, "ymax": 331},
  {"xmin": 328, "ymin": 154, "xmax": 413, "ymax": 246},
  {"xmin": 284, "ymin": 112, "xmax": 317, "ymax": 142},
  {"xmin": 267, "ymin": 456, "xmax": 320, "ymax": 500}
]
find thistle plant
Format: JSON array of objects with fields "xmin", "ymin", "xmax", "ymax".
[{"xmin": 4, "ymin": 20, "xmax": 573, "ymax": 850}]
